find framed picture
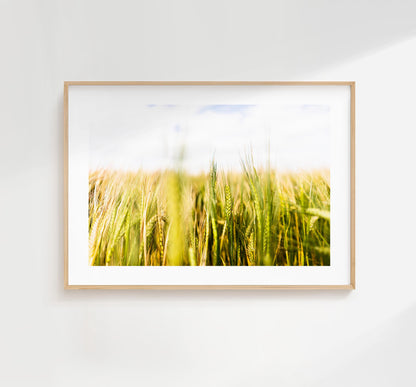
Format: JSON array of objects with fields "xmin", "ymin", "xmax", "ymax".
[{"xmin": 64, "ymin": 81, "xmax": 355, "ymax": 289}]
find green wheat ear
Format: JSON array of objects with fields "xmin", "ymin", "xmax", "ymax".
[
  {"xmin": 247, "ymin": 231, "xmax": 255, "ymax": 266},
  {"xmin": 208, "ymin": 161, "xmax": 219, "ymax": 265},
  {"xmin": 157, "ymin": 201, "xmax": 164, "ymax": 265},
  {"xmin": 123, "ymin": 209, "xmax": 131, "ymax": 266},
  {"xmin": 225, "ymin": 184, "xmax": 232, "ymax": 222}
]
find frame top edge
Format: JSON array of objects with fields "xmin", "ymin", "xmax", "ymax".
[{"xmin": 64, "ymin": 81, "xmax": 355, "ymax": 86}]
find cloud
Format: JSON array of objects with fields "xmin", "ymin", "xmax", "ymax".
[{"xmin": 197, "ymin": 104, "xmax": 255, "ymax": 117}]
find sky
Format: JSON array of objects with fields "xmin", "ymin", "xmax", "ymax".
[{"xmin": 89, "ymin": 103, "xmax": 330, "ymax": 174}]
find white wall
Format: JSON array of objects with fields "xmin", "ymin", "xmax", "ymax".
[{"xmin": 1, "ymin": 1, "xmax": 416, "ymax": 386}]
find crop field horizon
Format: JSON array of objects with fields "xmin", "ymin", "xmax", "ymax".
[{"xmin": 88, "ymin": 159, "xmax": 330, "ymax": 266}]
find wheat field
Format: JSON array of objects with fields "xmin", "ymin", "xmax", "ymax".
[{"xmin": 88, "ymin": 160, "xmax": 330, "ymax": 266}]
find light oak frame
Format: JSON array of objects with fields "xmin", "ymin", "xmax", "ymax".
[{"xmin": 64, "ymin": 81, "xmax": 355, "ymax": 290}]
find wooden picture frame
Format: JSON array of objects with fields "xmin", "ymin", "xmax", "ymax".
[{"xmin": 64, "ymin": 81, "xmax": 355, "ymax": 289}]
